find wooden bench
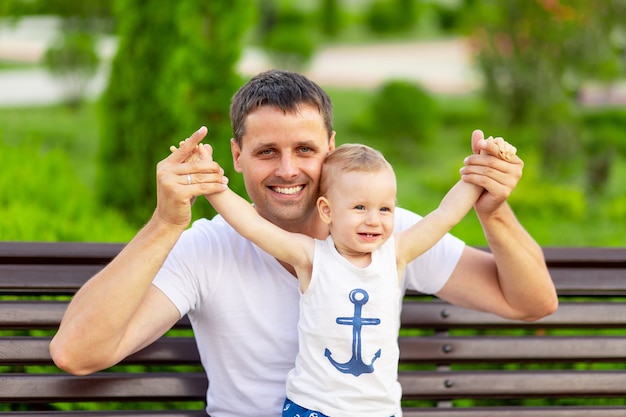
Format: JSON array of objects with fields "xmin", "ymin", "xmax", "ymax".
[{"xmin": 1, "ymin": 241, "xmax": 626, "ymax": 416}]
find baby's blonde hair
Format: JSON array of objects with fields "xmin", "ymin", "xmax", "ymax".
[{"xmin": 320, "ymin": 144, "xmax": 394, "ymax": 197}]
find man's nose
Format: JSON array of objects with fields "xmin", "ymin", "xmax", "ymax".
[{"xmin": 275, "ymin": 154, "xmax": 299, "ymax": 178}]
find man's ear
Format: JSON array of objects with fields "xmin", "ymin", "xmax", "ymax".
[
  {"xmin": 230, "ymin": 138, "xmax": 243, "ymax": 173},
  {"xmin": 328, "ymin": 130, "xmax": 337, "ymax": 152},
  {"xmin": 317, "ymin": 196, "xmax": 332, "ymax": 224}
]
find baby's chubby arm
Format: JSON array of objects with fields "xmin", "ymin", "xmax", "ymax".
[
  {"xmin": 396, "ymin": 134, "xmax": 517, "ymax": 271},
  {"xmin": 171, "ymin": 135, "xmax": 314, "ymax": 276}
]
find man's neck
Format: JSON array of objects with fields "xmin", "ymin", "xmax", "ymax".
[{"xmin": 276, "ymin": 214, "xmax": 328, "ymax": 277}]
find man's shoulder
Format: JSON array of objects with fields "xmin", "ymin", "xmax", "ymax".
[
  {"xmin": 393, "ymin": 206, "xmax": 424, "ymax": 230},
  {"xmin": 181, "ymin": 215, "xmax": 247, "ymax": 248}
]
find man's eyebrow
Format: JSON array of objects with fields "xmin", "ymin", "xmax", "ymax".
[{"xmin": 250, "ymin": 140, "xmax": 321, "ymax": 151}]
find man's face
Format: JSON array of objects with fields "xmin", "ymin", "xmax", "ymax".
[{"xmin": 231, "ymin": 105, "xmax": 335, "ymax": 231}]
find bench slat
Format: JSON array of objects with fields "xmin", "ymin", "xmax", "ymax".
[
  {"xmin": 0, "ymin": 373, "xmax": 207, "ymax": 402},
  {"xmin": 403, "ymin": 407, "xmax": 626, "ymax": 416},
  {"xmin": 0, "ymin": 264, "xmax": 103, "ymax": 294},
  {"xmin": 401, "ymin": 302, "xmax": 626, "ymax": 329},
  {"xmin": 399, "ymin": 370, "xmax": 626, "ymax": 399},
  {"xmin": 0, "ymin": 301, "xmax": 191, "ymax": 330},
  {"xmin": 3, "ymin": 300, "xmax": 625, "ymax": 330},
  {"xmin": 0, "ymin": 241, "xmax": 123, "ymax": 263},
  {"xmin": 399, "ymin": 336, "xmax": 626, "ymax": 363},
  {"xmin": 7, "ymin": 336, "xmax": 626, "ymax": 366},
  {"xmin": 0, "ymin": 337, "xmax": 201, "ymax": 365},
  {"xmin": 6, "ymin": 300, "xmax": 626, "ymax": 330},
  {"xmin": 543, "ymin": 247, "xmax": 626, "ymax": 266},
  {"xmin": 0, "ymin": 413, "xmax": 205, "ymax": 417}
]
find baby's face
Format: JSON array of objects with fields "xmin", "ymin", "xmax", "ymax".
[{"xmin": 324, "ymin": 168, "xmax": 397, "ymax": 257}]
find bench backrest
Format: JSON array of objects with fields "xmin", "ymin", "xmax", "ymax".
[{"xmin": 1, "ymin": 242, "xmax": 626, "ymax": 415}]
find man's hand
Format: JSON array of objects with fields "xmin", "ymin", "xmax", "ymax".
[
  {"xmin": 154, "ymin": 126, "xmax": 227, "ymax": 229},
  {"xmin": 460, "ymin": 129, "xmax": 523, "ymax": 216}
]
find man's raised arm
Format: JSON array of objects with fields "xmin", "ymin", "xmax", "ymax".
[
  {"xmin": 436, "ymin": 130, "xmax": 558, "ymax": 321},
  {"xmin": 50, "ymin": 127, "xmax": 225, "ymax": 374}
]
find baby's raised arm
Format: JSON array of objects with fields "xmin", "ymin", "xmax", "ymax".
[
  {"xmin": 170, "ymin": 138, "xmax": 315, "ymax": 281},
  {"xmin": 395, "ymin": 135, "xmax": 517, "ymax": 270}
]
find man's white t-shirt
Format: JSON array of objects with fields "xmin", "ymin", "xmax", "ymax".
[{"xmin": 152, "ymin": 207, "xmax": 464, "ymax": 417}]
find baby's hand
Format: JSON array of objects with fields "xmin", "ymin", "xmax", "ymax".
[
  {"xmin": 170, "ymin": 140, "xmax": 202, "ymax": 162},
  {"xmin": 486, "ymin": 136, "xmax": 517, "ymax": 161}
]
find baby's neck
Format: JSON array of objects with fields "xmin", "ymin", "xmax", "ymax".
[{"xmin": 334, "ymin": 243, "xmax": 373, "ymax": 268}]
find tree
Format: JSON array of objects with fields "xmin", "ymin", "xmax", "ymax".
[
  {"xmin": 43, "ymin": 30, "xmax": 99, "ymax": 108},
  {"xmin": 98, "ymin": 0, "xmax": 254, "ymax": 225},
  {"xmin": 258, "ymin": 3, "xmax": 316, "ymax": 71},
  {"xmin": 464, "ymin": 0, "xmax": 626, "ymax": 183},
  {"xmin": 1, "ymin": 0, "xmax": 112, "ymax": 108}
]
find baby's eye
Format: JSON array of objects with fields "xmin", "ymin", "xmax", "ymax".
[
  {"xmin": 380, "ymin": 207, "xmax": 391, "ymax": 212},
  {"xmin": 354, "ymin": 205, "xmax": 366, "ymax": 211}
]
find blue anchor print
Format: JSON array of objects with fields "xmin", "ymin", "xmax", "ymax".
[{"xmin": 324, "ymin": 288, "xmax": 381, "ymax": 376}]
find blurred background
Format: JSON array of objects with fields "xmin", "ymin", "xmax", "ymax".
[{"xmin": 1, "ymin": 0, "xmax": 625, "ymax": 246}]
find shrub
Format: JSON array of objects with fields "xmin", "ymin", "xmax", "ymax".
[
  {"xmin": 0, "ymin": 140, "xmax": 135, "ymax": 242},
  {"xmin": 351, "ymin": 79, "xmax": 439, "ymax": 162}
]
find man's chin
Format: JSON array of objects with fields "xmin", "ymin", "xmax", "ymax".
[{"xmin": 264, "ymin": 205, "xmax": 315, "ymax": 228}]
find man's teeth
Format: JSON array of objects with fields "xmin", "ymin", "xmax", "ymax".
[{"xmin": 274, "ymin": 186, "xmax": 303, "ymax": 195}]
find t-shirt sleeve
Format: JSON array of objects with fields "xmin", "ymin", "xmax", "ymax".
[
  {"xmin": 394, "ymin": 207, "xmax": 465, "ymax": 294},
  {"xmin": 152, "ymin": 221, "xmax": 209, "ymax": 318}
]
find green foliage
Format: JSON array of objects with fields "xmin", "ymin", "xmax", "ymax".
[
  {"xmin": 161, "ymin": 1, "xmax": 254, "ymax": 218},
  {"xmin": 464, "ymin": 0, "xmax": 626, "ymax": 186},
  {"xmin": 43, "ymin": 31, "xmax": 99, "ymax": 107},
  {"xmin": 0, "ymin": 139, "xmax": 135, "ymax": 242},
  {"xmin": 350, "ymin": 80, "xmax": 440, "ymax": 163},
  {"xmin": 318, "ymin": 0, "xmax": 344, "ymax": 38},
  {"xmin": 0, "ymin": 0, "xmax": 113, "ymax": 20},
  {"xmin": 581, "ymin": 107, "xmax": 626, "ymax": 194},
  {"xmin": 99, "ymin": 0, "xmax": 254, "ymax": 226},
  {"xmin": 258, "ymin": 3, "xmax": 317, "ymax": 70},
  {"xmin": 97, "ymin": 1, "xmax": 180, "ymax": 226},
  {"xmin": 364, "ymin": 0, "xmax": 420, "ymax": 35}
]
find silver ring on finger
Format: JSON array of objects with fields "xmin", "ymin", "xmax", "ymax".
[{"xmin": 186, "ymin": 173, "xmax": 192, "ymax": 185}]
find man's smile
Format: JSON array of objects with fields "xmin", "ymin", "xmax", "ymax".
[{"xmin": 272, "ymin": 185, "xmax": 304, "ymax": 195}]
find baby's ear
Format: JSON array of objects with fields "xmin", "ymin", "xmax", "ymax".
[{"xmin": 317, "ymin": 196, "xmax": 332, "ymax": 224}]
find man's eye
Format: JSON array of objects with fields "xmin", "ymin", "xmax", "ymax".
[
  {"xmin": 259, "ymin": 149, "xmax": 274, "ymax": 156},
  {"xmin": 299, "ymin": 147, "xmax": 312, "ymax": 153}
]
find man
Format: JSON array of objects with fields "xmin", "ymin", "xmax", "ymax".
[{"xmin": 50, "ymin": 70, "xmax": 557, "ymax": 417}]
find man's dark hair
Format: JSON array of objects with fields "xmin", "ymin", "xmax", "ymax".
[{"xmin": 230, "ymin": 69, "xmax": 333, "ymax": 147}]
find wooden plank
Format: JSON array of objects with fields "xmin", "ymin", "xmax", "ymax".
[
  {"xmin": 0, "ymin": 264, "xmax": 103, "ymax": 294},
  {"xmin": 0, "ymin": 242, "xmax": 123, "ymax": 264},
  {"xmin": 401, "ymin": 302, "xmax": 626, "ymax": 329},
  {"xmin": 550, "ymin": 268, "xmax": 626, "ymax": 295},
  {"xmin": 399, "ymin": 336, "xmax": 626, "ymax": 363},
  {"xmin": 5, "ymin": 335, "xmax": 626, "ymax": 366},
  {"xmin": 0, "ymin": 301, "xmax": 191, "ymax": 329},
  {"xmin": 0, "ymin": 337, "xmax": 200, "ymax": 365},
  {"xmin": 0, "ymin": 300, "xmax": 67, "ymax": 328},
  {"xmin": 403, "ymin": 407, "xmax": 626, "ymax": 417},
  {"xmin": 543, "ymin": 247, "xmax": 626, "ymax": 266},
  {"xmin": 399, "ymin": 370, "xmax": 626, "ymax": 399},
  {"xmin": 0, "ymin": 373, "xmax": 207, "ymax": 402},
  {"xmin": 0, "ymin": 413, "xmax": 206, "ymax": 417},
  {"xmin": 0, "ymin": 243, "xmax": 622, "ymax": 266}
]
